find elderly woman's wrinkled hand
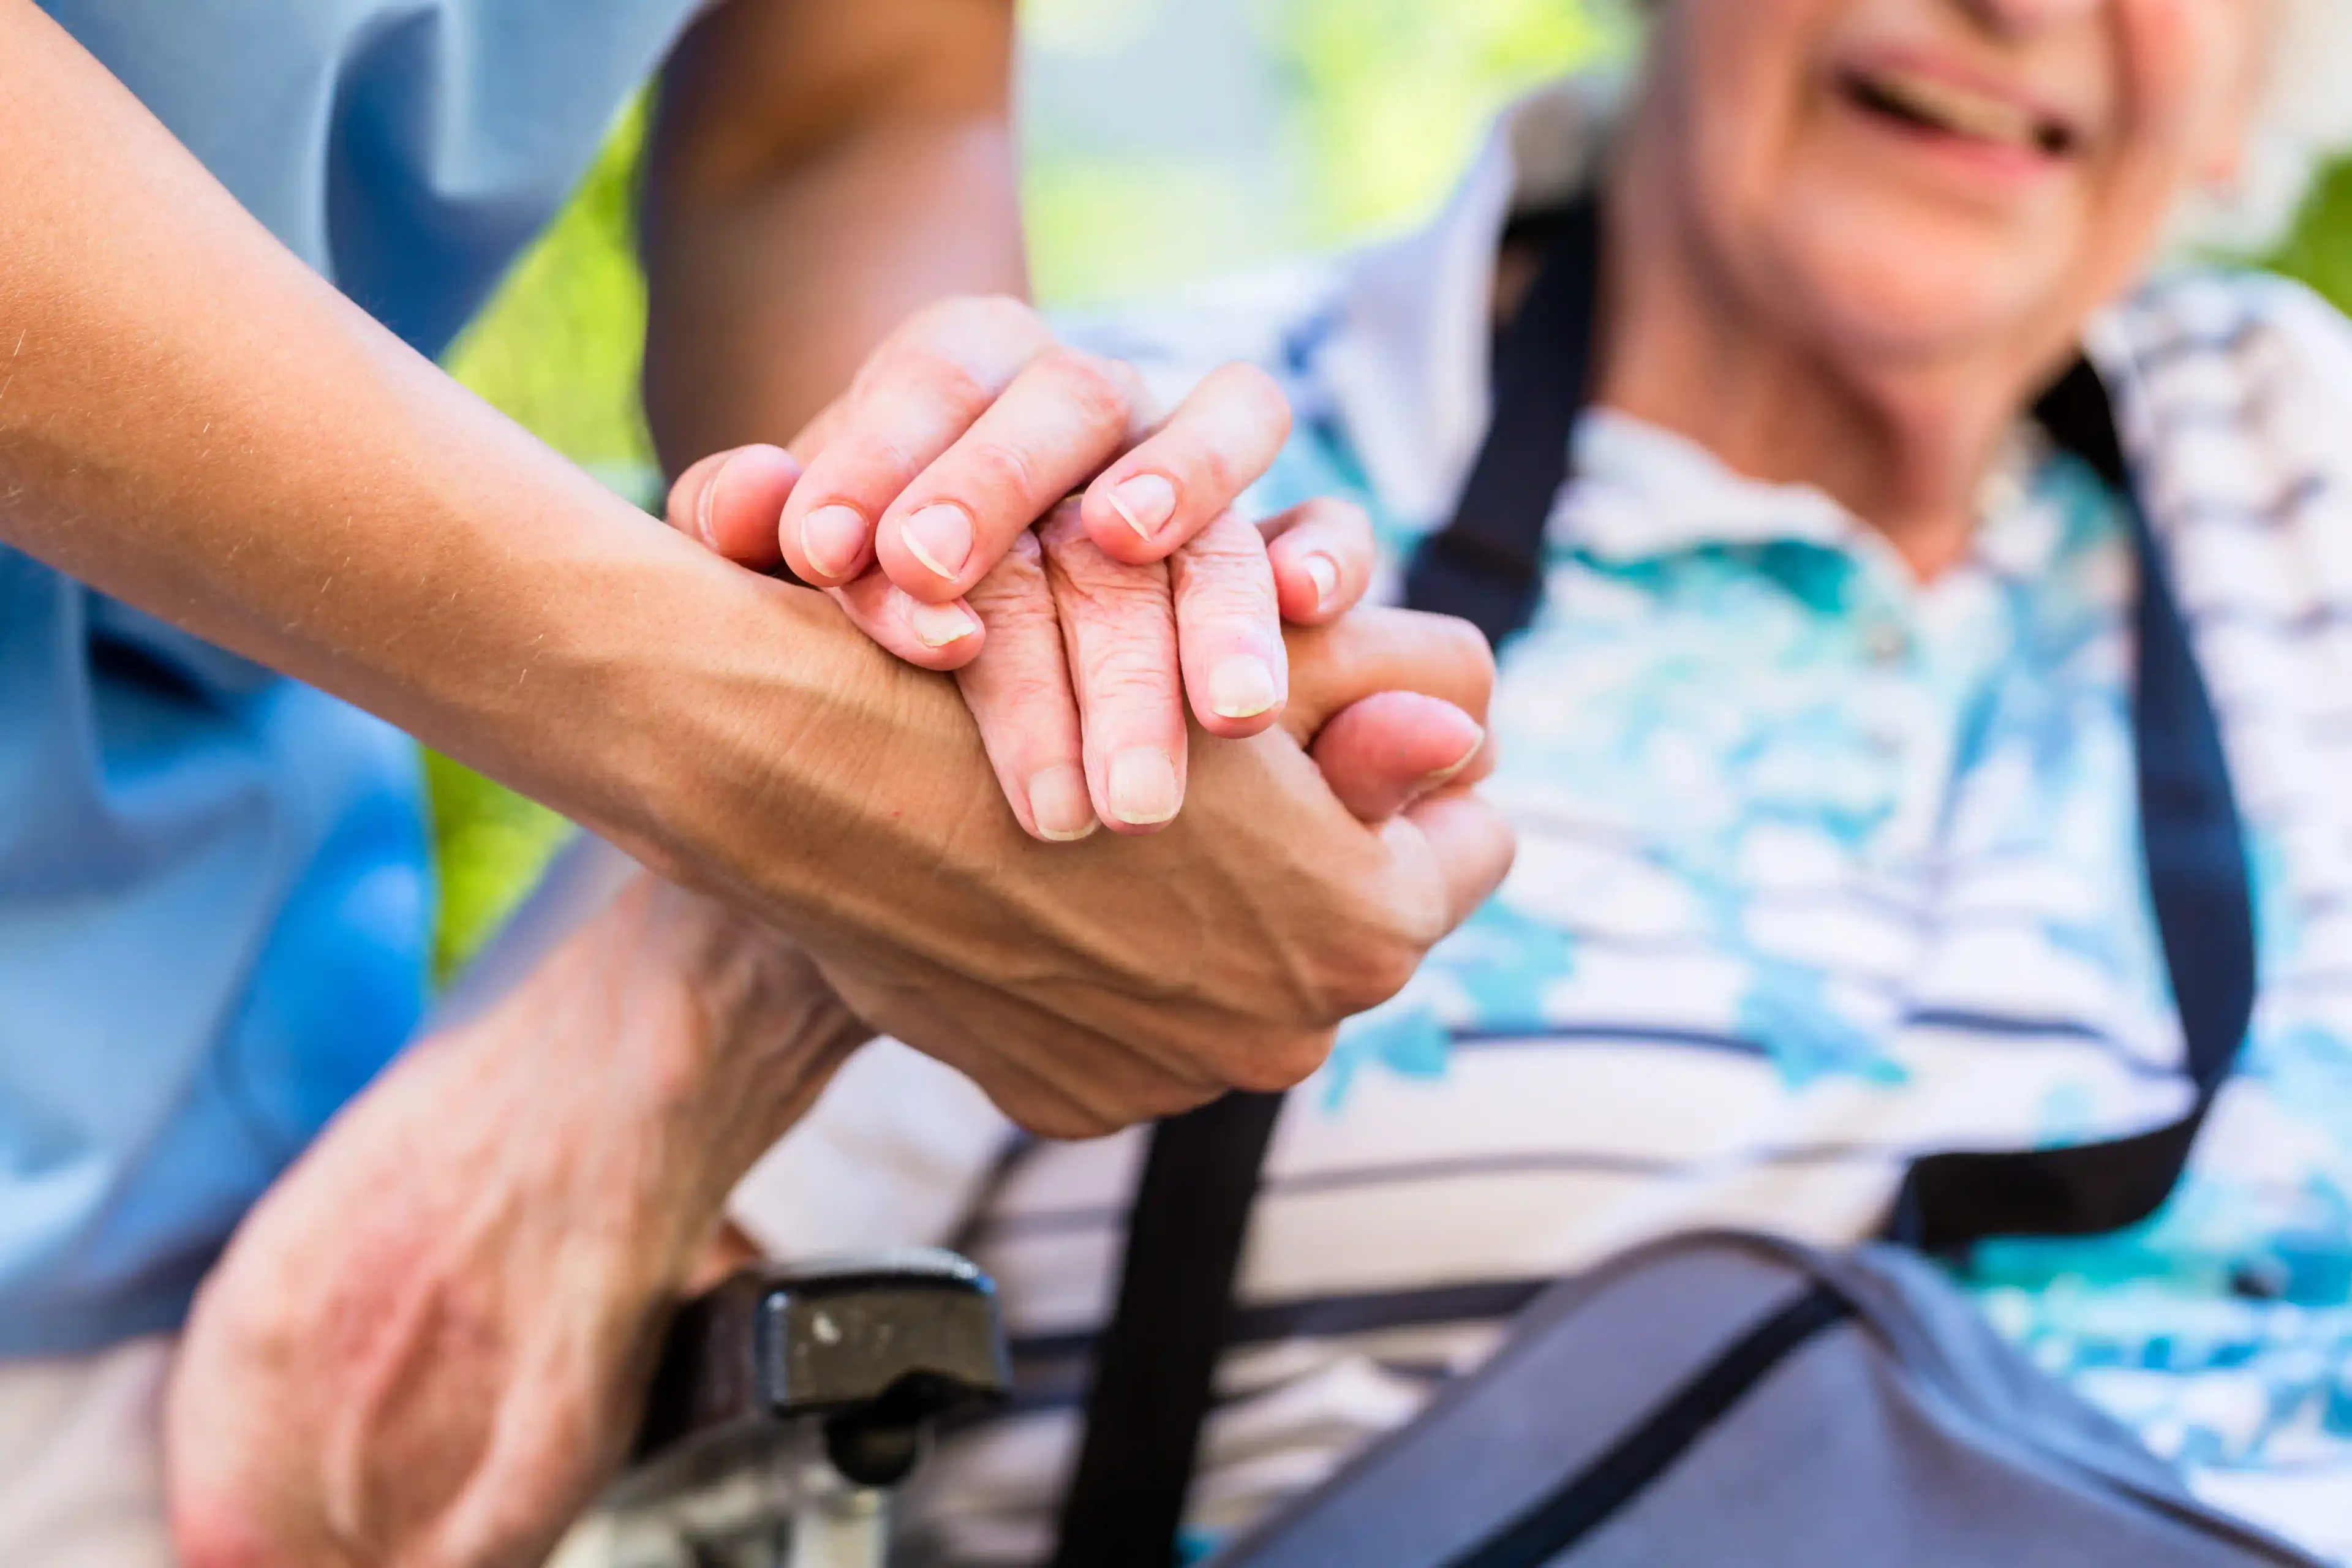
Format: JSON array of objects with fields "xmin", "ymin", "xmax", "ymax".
[
  {"xmin": 162, "ymin": 877, "xmax": 869, "ymax": 1568},
  {"xmin": 663, "ymin": 293, "xmax": 1381, "ymax": 839}
]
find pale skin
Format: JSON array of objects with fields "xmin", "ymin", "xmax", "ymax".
[
  {"xmin": 146, "ymin": 0, "xmax": 2278, "ymax": 1564},
  {"xmin": 0, "ymin": 0, "xmax": 1518, "ymax": 1561}
]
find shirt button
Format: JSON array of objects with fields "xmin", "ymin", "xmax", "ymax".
[{"xmin": 1863, "ymin": 623, "xmax": 1911, "ymax": 665}]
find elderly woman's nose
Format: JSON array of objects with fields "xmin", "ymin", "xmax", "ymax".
[{"xmin": 1957, "ymin": 0, "xmax": 2104, "ymax": 32}]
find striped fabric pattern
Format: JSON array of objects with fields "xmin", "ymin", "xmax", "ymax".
[{"xmin": 727, "ymin": 88, "xmax": 2352, "ymax": 1567}]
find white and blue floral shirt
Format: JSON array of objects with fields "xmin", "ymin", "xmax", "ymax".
[{"xmin": 727, "ymin": 80, "xmax": 2352, "ymax": 1564}]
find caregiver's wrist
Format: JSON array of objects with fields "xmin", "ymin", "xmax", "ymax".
[
  {"xmin": 478, "ymin": 519, "xmax": 852, "ymax": 892},
  {"xmin": 597, "ymin": 560, "xmax": 964, "ymax": 921}
]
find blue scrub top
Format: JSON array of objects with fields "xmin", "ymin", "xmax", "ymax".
[{"xmin": 4, "ymin": 0, "xmax": 704, "ymax": 1356}]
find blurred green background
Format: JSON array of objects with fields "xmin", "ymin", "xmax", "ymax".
[{"xmin": 428, "ymin": 0, "xmax": 2352, "ymax": 975}]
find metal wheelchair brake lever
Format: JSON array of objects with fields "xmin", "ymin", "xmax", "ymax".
[{"xmin": 597, "ymin": 1249, "xmax": 1009, "ymax": 1568}]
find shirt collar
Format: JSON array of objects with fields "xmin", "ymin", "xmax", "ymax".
[
  {"xmin": 1568, "ymin": 410, "xmax": 1861, "ymax": 560},
  {"xmin": 1311, "ymin": 72, "xmax": 2108, "ymax": 581}
]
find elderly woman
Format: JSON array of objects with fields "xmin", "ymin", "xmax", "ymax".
[{"xmin": 712, "ymin": 0, "xmax": 2352, "ymax": 1562}]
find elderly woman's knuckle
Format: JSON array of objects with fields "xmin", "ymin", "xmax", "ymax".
[
  {"xmin": 1219, "ymin": 361, "xmax": 1294, "ymax": 434},
  {"xmin": 1069, "ymin": 1108, "xmax": 1125, "ymax": 1141},
  {"xmin": 1088, "ymin": 660, "xmax": 1177, "ymax": 711},
  {"xmin": 1187, "ymin": 576, "xmax": 1277, "ymax": 628},
  {"xmin": 987, "ymin": 666, "xmax": 1076, "ymax": 720},
  {"xmin": 979, "ymin": 584, "xmax": 1060, "ymax": 638},
  {"xmin": 1040, "ymin": 349, "xmax": 1134, "ymax": 432},
  {"xmin": 962, "ymin": 437, "xmax": 1042, "ymax": 500},
  {"xmin": 992, "ymin": 1082, "xmax": 1106, "ymax": 1142},
  {"xmin": 1064, "ymin": 561, "xmax": 1175, "ymax": 617},
  {"xmin": 1035, "ymin": 497, "xmax": 1094, "ymax": 553},
  {"xmin": 970, "ymin": 530, "xmax": 1049, "ymax": 598},
  {"xmin": 864, "ymin": 343, "xmax": 989, "ymax": 420}
]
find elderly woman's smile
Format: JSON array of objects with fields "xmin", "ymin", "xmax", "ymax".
[
  {"xmin": 1596, "ymin": 0, "xmax": 2274, "ymax": 578},
  {"xmin": 1833, "ymin": 48, "xmax": 2086, "ymax": 172}
]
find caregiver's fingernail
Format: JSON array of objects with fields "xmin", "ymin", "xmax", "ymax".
[
  {"xmin": 694, "ymin": 451, "xmax": 739, "ymax": 546},
  {"xmin": 1422, "ymin": 726, "xmax": 1487, "ymax": 790},
  {"xmin": 1107, "ymin": 474, "xmax": 1178, "ymax": 541},
  {"xmin": 1107, "ymin": 747, "xmax": 1182, "ymax": 826},
  {"xmin": 801, "ymin": 505, "xmax": 867, "ymax": 579},
  {"xmin": 1027, "ymin": 765, "xmax": 1098, "ymax": 842},
  {"xmin": 910, "ymin": 601, "xmax": 979, "ymax": 649},
  {"xmin": 1304, "ymin": 552, "xmax": 1340, "ymax": 612},
  {"xmin": 1208, "ymin": 655, "xmax": 1280, "ymax": 720},
  {"xmin": 902, "ymin": 504, "xmax": 976, "ymax": 581}
]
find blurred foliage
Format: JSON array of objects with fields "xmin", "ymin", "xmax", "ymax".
[
  {"xmin": 1023, "ymin": 0, "xmax": 1626, "ymax": 304},
  {"xmin": 428, "ymin": 0, "xmax": 2352, "ymax": 977},
  {"xmin": 428, "ymin": 107, "xmax": 651, "ymax": 978},
  {"xmin": 1272, "ymin": 0, "xmax": 1627, "ymax": 244},
  {"xmin": 2269, "ymin": 158, "xmax": 2352, "ymax": 312},
  {"xmin": 442, "ymin": 98, "xmax": 657, "ymax": 490}
]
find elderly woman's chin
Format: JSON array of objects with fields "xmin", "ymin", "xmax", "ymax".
[{"xmin": 1744, "ymin": 183, "xmax": 2152, "ymax": 375}]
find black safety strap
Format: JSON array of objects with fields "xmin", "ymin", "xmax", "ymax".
[
  {"xmin": 1400, "ymin": 197, "xmax": 1604, "ymax": 646},
  {"xmin": 1051, "ymin": 197, "xmax": 2255, "ymax": 1566},
  {"xmin": 1048, "ymin": 1089, "xmax": 1286, "ymax": 1568},
  {"xmin": 1885, "ymin": 357, "xmax": 2258, "ymax": 1252}
]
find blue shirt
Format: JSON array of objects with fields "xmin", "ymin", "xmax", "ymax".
[{"xmin": 4, "ymin": 0, "xmax": 702, "ymax": 1356}]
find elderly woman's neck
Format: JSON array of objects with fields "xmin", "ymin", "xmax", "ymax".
[{"xmin": 1585, "ymin": 164, "xmax": 2037, "ymax": 582}]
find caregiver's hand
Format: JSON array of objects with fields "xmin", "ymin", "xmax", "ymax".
[
  {"xmin": 760, "ymin": 595, "xmax": 1507, "ymax": 1141},
  {"xmin": 159, "ymin": 668, "xmax": 1494, "ymax": 1568},
  {"xmin": 0, "ymin": 0, "xmax": 1507, "ymax": 1245}
]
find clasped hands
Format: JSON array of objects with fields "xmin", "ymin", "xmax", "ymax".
[
  {"xmin": 164, "ymin": 296, "xmax": 1512, "ymax": 1568},
  {"xmin": 669, "ymin": 293, "xmax": 1490, "ymax": 839}
]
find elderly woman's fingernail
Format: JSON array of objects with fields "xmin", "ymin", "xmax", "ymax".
[
  {"xmin": 902, "ymin": 503, "xmax": 976, "ymax": 581},
  {"xmin": 1107, "ymin": 473, "xmax": 1178, "ymax": 541},
  {"xmin": 910, "ymin": 601, "xmax": 979, "ymax": 649},
  {"xmin": 1208, "ymin": 655, "xmax": 1280, "ymax": 720},
  {"xmin": 1303, "ymin": 552, "xmax": 1340, "ymax": 612},
  {"xmin": 1107, "ymin": 747, "xmax": 1182, "ymax": 826},
  {"xmin": 1027, "ymin": 765, "xmax": 1098, "ymax": 842},
  {"xmin": 801, "ymin": 505, "xmax": 866, "ymax": 579}
]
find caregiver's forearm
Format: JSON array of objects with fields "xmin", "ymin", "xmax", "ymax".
[
  {"xmin": 0, "ymin": 0, "xmax": 839, "ymax": 845},
  {"xmin": 639, "ymin": 0, "xmax": 1025, "ymax": 463}
]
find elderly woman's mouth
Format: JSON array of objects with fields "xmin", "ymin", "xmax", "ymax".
[{"xmin": 1837, "ymin": 62, "xmax": 2078, "ymax": 162}]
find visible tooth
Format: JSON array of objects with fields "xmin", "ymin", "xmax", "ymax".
[{"xmin": 1874, "ymin": 71, "xmax": 2039, "ymax": 148}]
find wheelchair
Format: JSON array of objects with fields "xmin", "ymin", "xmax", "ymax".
[{"xmin": 596, "ymin": 1248, "xmax": 1009, "ymax": 1568}]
